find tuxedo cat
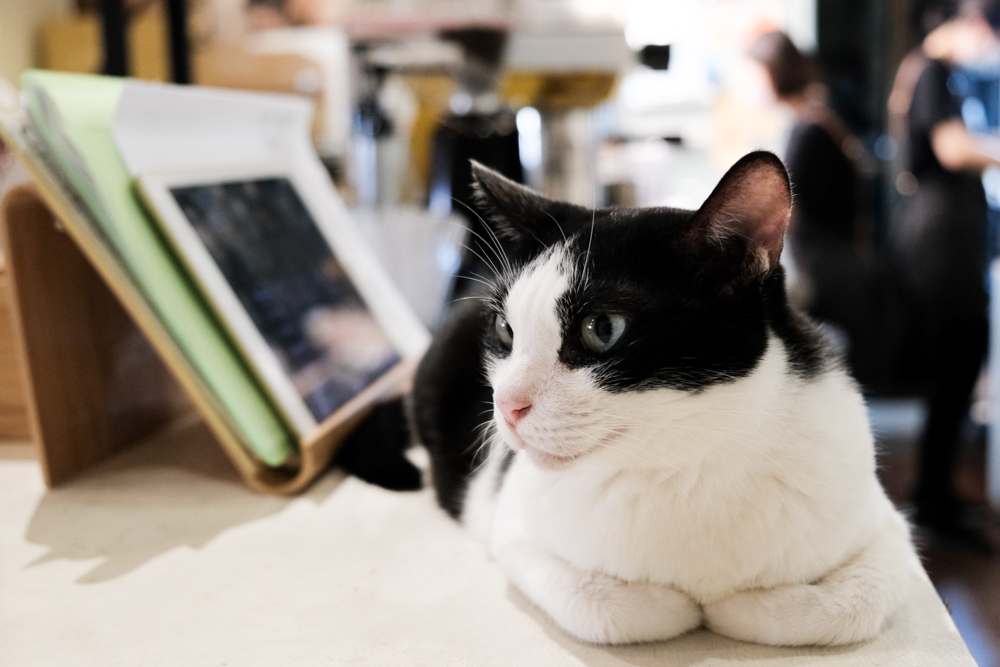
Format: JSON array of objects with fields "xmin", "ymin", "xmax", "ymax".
[{"xmin": 344, "ymin": 151, "xmax": 919, "ymax": 646}]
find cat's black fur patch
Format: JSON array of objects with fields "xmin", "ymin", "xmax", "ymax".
[
  {"xmin": 760, "ymin": 270, "xmax": 829, "ymax": 378},
  {"xmin": 334, "ymin": 398, "xmax": 422, "ymax": 491},
  {"xmin": 412, "ymin": 299, "xmax": 495, "ymax": 518},
  {"xmin": 552, "ymin": 208, "xmax": 769, "ymax": 392}
]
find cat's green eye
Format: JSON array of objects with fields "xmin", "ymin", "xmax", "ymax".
[
  {"xmin": 581, "ymin": 314, "xmax": 626, "ymax": 353},
  {"xmin": 495, "ymin": 314, "xmax": 514, "ymax": 349}
]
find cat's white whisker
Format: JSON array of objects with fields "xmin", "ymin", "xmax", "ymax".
[
  {"xmin": 442, "ymin": 215, "xmax": 509, "ymax": 275},
  {"xmin": 456, "ymin": 236, "xmax": 505, "ymax": 282},
  {"xmin": 477, "ymin": 213, "xmax": 515, "ymax": 276},
  {"xmin": 461, "ymin": 272, "xmax": 499, "ymax": 289},
  {"xmin": 449, "ymin": 294, "xmax": 491, "ymax": 305},
  {"xmin": 543, "ymin": 209, "xmax": 569, "ymax": 245},
  {"xmin": 448, "ymin": 197, "xmax": 511, "ymax": 266},
  {"xmin": 468, "ymin": 421, "xmax": 508, "ymax": 476}
]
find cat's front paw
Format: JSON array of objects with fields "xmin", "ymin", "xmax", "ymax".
[
  {"xmin": 704, "ymin": 585, "xmax": 886, "ymax": 647},
  {"xmin": 495, "ymin": 541, "xmax": 702, "ymax": 644},
  {"xmin": 704, "ymin": 588, "xmax": 791, "ymax": 645},
  {"xmin": 548, "ymin": 569, "xmax": 702, "ymax": 644}
]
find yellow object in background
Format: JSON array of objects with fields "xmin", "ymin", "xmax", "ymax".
[
  {"xmin": 40, "ymin": 4, "xmax": 169, "ymax": 81},
  {"xmin": 38, "ymin": 14, "xmax": 333, "ymax": 152},
  {"xmin": 403, "ymin": 70, "xmax": 619, "ymax": 195},
  {"xmin": 400, "ymin": 73, "xmax": 455, "ymax": 195},
  {"xmin": 500, "ymin": 71, "xmax": 618, "ymax": 111}
]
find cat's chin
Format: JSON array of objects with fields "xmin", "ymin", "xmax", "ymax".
[
  {"xmin": 523, "ymin": 445, "xmax": 586, "ymax": 470},
  {"xmin": 502, "ymin": 430, "xmax": 591, "ymax": 470}
]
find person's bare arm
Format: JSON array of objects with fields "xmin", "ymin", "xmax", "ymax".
[{"xmin": 931, "ymin": 118, "xmax": 1000, "ymax": 172}]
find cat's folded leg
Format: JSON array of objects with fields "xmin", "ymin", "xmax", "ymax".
[
  {"xmin": 703, "ymin": 513, "xmax": 916, "ymax": 646},
  {"xmin": 494, "ymin": 542, "xmax": 702, "ymax": 644}
]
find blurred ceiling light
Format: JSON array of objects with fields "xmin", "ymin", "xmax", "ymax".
[
  {"xmin": 624, "ymin": 0, "xmax": 815, "ymax": 52},
  {"xmin": 566, "ymin": 0, "xmax": 628, "ymax": 25},
  {"xmin": 625, "ymin": 0, "xmax": 697, "ymax": 49},
  {"xmin": 516, "ymin": 106, "xmax": 542, "ymax": 176}
]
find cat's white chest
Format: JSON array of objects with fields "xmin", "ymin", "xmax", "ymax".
[{"xmin": 489, "ymin": 425, "xmax": 885, "ymax": 604}]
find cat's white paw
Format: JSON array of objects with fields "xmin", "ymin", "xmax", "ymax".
[
  {"xmin": 554, "ymin": 570, "xmax": 702, "ymax": 644},
  {"xmin": 704, "ymin": 584, "xmax": 887, "ymax": 647},
  {"xmin": 705, "ymin": 519, "xmax": 914, "ymax": 646},
  {"xmin": 495, "ymin": 536, "xmax": 701, "ymax": 644},
  {"xmin": 494, "ymin": 512, "xmax": 703, "ymax": 644},
  {"xmin": 704, "ymin": 586, "xmax": 817, "ymax": 646}
]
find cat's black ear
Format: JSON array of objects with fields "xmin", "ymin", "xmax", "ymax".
[
  {"xmin": 470, "ymin": 160, "xmax": 585, "ymax": 243},
  {"xmin": 686, "ymin": 151, "xmax": 791, "ymax": 281}
]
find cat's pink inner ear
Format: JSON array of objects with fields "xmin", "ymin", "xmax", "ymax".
[
  {"xmin": 722, "ymin": 169, "xmax": 791, "ymax": 272},
  {"xmin": 694, "ymin": 152, "xmax": 791, "ymax": 275}
]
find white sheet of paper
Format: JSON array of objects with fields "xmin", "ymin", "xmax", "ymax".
[{"xmin": 112, "ymin": 80, "xmax": 312, "ymax": 177}]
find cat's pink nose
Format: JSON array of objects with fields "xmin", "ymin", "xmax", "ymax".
[{"xmin": 498, "ymin": 398, "xmax": 532, "ymax": 426}]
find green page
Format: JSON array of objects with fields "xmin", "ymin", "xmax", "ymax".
[{"xmin": 21, "ymin": 70, "xmax": 297, "ymax": 466}]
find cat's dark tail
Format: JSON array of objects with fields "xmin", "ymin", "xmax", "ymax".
[{"xmin": 332, "ymin": 398, "xmax": 423, "ymax": 491}]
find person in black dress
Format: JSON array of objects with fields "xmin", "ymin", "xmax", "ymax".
[{"xmin": 895, "ymin": 1, "xmax": 1000, "ymax": 544}]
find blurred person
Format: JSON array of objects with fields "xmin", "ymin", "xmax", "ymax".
[
  {"xmin": 887, "ymin": 2, "xmax": 959, "ymax": 188},
  {"xmin": 748, "ymin": 31, "xmax": 910, "ymax": 394},
  {"xmin": 895, "ymin": 0, "xmax": 1000, "ymax": 546}
]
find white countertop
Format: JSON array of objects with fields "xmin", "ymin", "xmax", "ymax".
[{"xmin": 0, "ymin": 419, "xmax": 976, "ymax": 666}]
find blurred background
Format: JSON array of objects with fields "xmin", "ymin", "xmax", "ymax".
[{"xmin": 2, "ymin": 0, "xmax": 1000, "ymax": 663}]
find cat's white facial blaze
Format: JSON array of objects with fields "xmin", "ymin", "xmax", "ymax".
[{"xmin": 488, "ymin": 245, "xmax": 613, "ymax": 469}]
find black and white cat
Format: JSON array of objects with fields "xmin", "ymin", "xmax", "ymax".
[{"xmin": 351, "ymin": 151, "xmax": 919, "ymax": 646}]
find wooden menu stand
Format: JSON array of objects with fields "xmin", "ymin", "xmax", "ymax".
[
  {"xmin": 0, "ymin": 257, "xmax": 30, "ymax": 438},
  {"xmin": 0, "ymin": 184, "xmax": 413, "ymax": 494}
]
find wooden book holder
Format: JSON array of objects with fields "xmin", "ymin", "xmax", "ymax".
[
  {"xmin": 0, "ymin": 184, "xmax": 412, "ymax": 494},
  {"xmin": 0, "ymin": 258, "xmax": 30, "ymax": 438}
]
